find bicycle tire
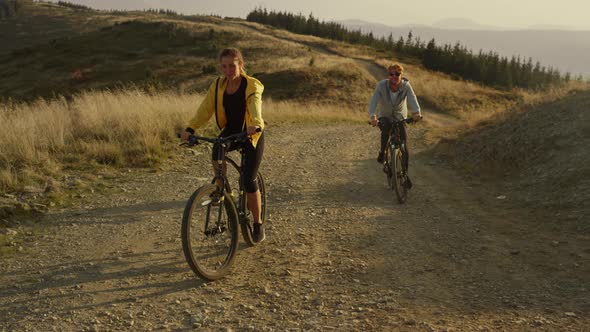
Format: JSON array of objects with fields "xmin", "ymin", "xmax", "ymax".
[
  {"xmin": 385, "ymin": 145, "xmax": 395, "ymax": 189},
  {"xmin": 181, "ymin": 184, "xmax": 239, "ymax": 281},
  {"xmin": 240, "ymin": 172, "xmax": 266, "ymax": 247},
  {"xmin": 392, "ymin": 148, "xmax": 408, "ymax": 204}
]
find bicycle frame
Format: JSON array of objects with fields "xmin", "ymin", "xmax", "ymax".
[
  {"xmin": 183, "ymin": 130, "xmax": 260, "ymax": 235},
  {"xmin": 376, "ymin": 117, "xmax": 417, "ymax": 203},
  {"xmin": 206, "ymin": 141, "xmax": 230, "ymax": 236},
  {"xmin": 387, "ymin": 123, "xmax": 405, "ymax": 149},
  {"xmin": 384, "ymin": 119, "xmax": 409, "ymax": 170},
  {"xmin": 224, "ymin": 155, "xmax": 249, "ymax": 223},
  {"xmin": 179, "ymin": 128, "xmax": 263, "ymax": 280}
]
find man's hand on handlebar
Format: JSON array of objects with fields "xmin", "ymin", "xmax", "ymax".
[
  {"xmin": 369, "ymin": 114, "xmax": 423, "ymax": 126},
  {"xmin": 370, "ymin": 115, "xmax": 378, "ymax": 127}
]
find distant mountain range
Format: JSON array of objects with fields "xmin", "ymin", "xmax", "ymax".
[
  {"xmin": 431, "ymin": 18, "xmax": 501, "ymax": 31},
  {"xmin": 338, "ymin": 19, "xmax": 590, "ymax": 78}
]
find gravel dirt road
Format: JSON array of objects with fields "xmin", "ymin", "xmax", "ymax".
[{"xmin": 1, "ymin": 118, "xmax": 588, "ymax": 331}]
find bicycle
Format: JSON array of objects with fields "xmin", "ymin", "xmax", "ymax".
[
  {"xmin": 179, "ymin": 129, "xmax": 266, "ymax": 280},
  {"xmin": 376, "ymin": 118, "xmax": 416, "ymax": 204}
]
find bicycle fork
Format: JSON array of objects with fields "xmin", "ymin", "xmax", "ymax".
[
  {"xmin": 383, "ymin": 140, "xmax": 397, "ymax": 174},
  {"xmin": 202, "ymin": 196, "xmax": 227, "ymax": 237},
  {"xmin": 203, "ymin": 158, "xmax": 229, "ymax": 237}
]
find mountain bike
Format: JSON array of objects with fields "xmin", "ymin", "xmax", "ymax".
[
  {"xmin": 380, "ymin": 118, "xmax": 416, "ymax": 204},
  {"xmin": 179, "ymin": 129, "xmax": 266, "ymax": 281}
]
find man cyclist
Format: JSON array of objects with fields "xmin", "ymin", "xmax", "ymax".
[{"xmin": 369, "ymin": 63, "xmax": 422, "ymax": 187}]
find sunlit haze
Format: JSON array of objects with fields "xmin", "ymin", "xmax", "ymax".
[{"xmin": 47, "ymin": 0, "xmax": 590, "ymax": 30}]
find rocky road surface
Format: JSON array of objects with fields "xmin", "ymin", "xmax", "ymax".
[{"xmin": 1, "ymin": 118, "xmax": 588, "ymax": 331}]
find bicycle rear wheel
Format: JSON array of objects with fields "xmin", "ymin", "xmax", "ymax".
[
  {"xmin": 392, "ymin": 148, "xmax": 408, "ymax": 204},
  {"xmin": 181, "ymin": 184, "xmax": 239, "ymax": 280},
  {"xmin": 241, "ymin": 172, "xmax": 266, "ymax": 247}
]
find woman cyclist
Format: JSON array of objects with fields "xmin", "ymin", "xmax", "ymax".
[{"xmin": 180, "ymin": 48, "xmax": 266, "ymax": 243}]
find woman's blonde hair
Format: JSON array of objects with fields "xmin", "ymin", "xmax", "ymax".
[
  {"xmin": 218, "ymin": 48, "xmax": 246, "ymax": 73},
  {"xmin": 387, "ymin": 63, "xmax": 404, "ymax": 73}
]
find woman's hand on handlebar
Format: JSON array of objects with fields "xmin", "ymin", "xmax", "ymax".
[
  {"xmin": 246, "ymin": 126, "xmax": 261, "ymax": 136},
  {"xmin": 179, "ymin": 131, "xmax": 192, "ymax": 141},
  {"xmin": 411, "ymin": 113, "xmax": 423, "ymax": 122}
]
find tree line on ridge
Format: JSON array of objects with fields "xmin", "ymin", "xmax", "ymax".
[{"xmin": 247, "ymin": 8, "xmax": 579, "ymax": 89}]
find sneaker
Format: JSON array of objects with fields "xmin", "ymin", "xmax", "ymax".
[
  {"xmin": 377, "ymin": 152, "xmax": 384, "ymax": 163},
  {"xmin": 252, "ymin": 223, "xmax": 266, "ymax": 243}
]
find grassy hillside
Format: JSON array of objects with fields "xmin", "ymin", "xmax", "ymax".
[
  {"xmin": 434, "ymin": 90, "xmax": 590, "ymax": 224},
  {"xmin": 0, "ymin": 0, "xmax": 528, "ymax": 114},
  {"xmin": 0, "ymin": 2, "xmax": 375, "ymax": 107},
  {"xmin": 0, "ymin": 19, "xmax": 236, "ymax": 101},
  {"xmin": 0, "ymin": 0, "xmax": 119, "ymax": 52}
]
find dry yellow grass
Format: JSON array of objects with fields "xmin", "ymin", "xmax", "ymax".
[
  {"xmin": 264, "ymin": 98, "xmax": 365, "ymax": 124},
  {"xmin": 223, "ymin": 20, "xmax": 373, "ymax": 74},
  {"xmin": 0, "ymin": 89, "xmax": 198, "ymax": 192},
  {"xmin": 517, "ymin": 80, "xmax": 589, "ymax": 106},
  {"xmin": 0, "ymin": 88, "xmax": 365, "ymax": 194},
  {"xmin": 374, "ymin": 59, "xmax": 518, "ymax": 116}
]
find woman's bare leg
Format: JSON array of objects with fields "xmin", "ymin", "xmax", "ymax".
[{"xmin": 246, "ymin": 190, "xmax": 261, "ymax": 224}]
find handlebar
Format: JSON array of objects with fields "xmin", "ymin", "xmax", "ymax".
[
  {"xmin": 177, "ymin": 127, "xmax": 262, "ymax": 147},
  {"xmin": 368, "ymin": 116, "xmax": 422, "ymax": 126}
]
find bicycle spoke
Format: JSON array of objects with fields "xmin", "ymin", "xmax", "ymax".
[
  {"xmin": 181, "ymin": 186, "xmax": 238, "ymax": 280},
  {"xmin": 392, "ymin": 149, "xmax": 408, "ymax": 204}
]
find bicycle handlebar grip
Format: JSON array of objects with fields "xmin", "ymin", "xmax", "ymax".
[{"xmin": 188, "ymin": 135, "xmax": 199, "ymax": 146}]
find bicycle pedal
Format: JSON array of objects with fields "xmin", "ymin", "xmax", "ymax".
[{"xmin": 204, "ymin": 225, "xmax": 227, "ymax": 237}]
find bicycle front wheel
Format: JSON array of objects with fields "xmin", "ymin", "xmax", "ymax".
[
  {"xmin": 241, "ymin": 172, "xmax": 267, "ymax": 247},
  {"xmin": 181, "ymin": 184, "xmax": 239, "ymax": 281},
  {"xmin": 385, "ymin": 145, "xmax": 394, "ymax": 189},
  {"xmin": 392, "ymin": 148, "xmax": 408, "ymax": 204}
]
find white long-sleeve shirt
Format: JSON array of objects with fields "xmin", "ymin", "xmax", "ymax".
[{"xmin": 368, "ymin": 78, "xmax": 421, "ymax": 120}]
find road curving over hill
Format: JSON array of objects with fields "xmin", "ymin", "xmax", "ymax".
[{"xmin": 1, "ymin": 119, "xmax": 588, "ymax": 330}]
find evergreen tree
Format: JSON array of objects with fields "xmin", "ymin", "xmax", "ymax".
[
  {"xmin": 246, "ymin": 8, "xmax": 565, "ymax": 89},
  {"xmin": 423, "ymin": 38, "xmax": 438, "ymax": 70},
  {"xmin": 387, "ymin": 33, "xmax": 394, "ymax": 48}
]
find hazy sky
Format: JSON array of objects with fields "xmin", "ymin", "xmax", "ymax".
[{"xmin": 51, "ymin": 0, "xmax": 590, "ymax": 30}]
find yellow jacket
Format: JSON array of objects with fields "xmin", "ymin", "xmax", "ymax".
[{"xmin": 187, "ymin": 73, "xmax": 265, "ymax": 147}]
